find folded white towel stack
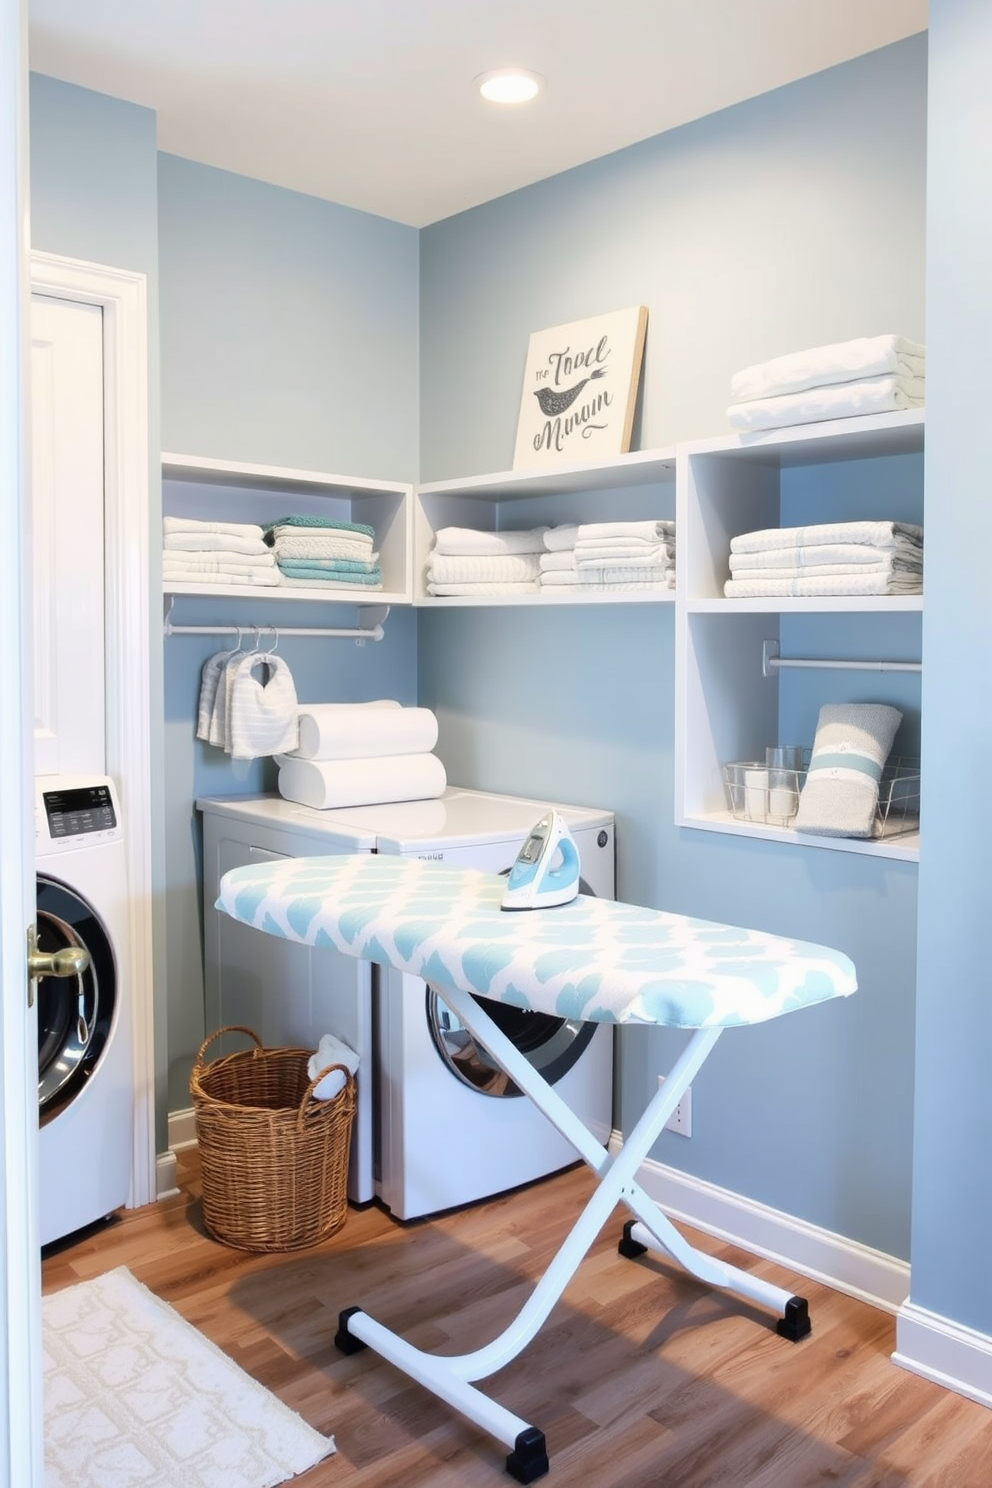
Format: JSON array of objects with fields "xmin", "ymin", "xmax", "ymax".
[
  {"xmin": 264, "ymin": 514, "xmax": 383, "ymax": 590},
  {"xmin": 724, "ymin": 520, "xmax": 923, "ymax": 598},
  {"xmin": 276, "ymin": 699, "xmax": 446, "ymax": 809},
  {"xmin": 163, "ymin": 516, "xmax": 280, "ymax": 585},
  {"xmin": 539, "ymin": 520, "xmax": 676, "ymax": 593},
  {"xmin": 727, "ymin": 335, "xmax": 925, "ymax": 433},
  {"xmin": 425, "ymin": 526, "xmax": 546, "ymax": 596},
  {"xmin": 306, "ymin": 1033, "xmax": 360, "ymax": 1101}
]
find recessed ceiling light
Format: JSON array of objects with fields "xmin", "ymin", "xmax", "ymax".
[{"xmin": 476, "ymin": 69, "xmax": 545, "ymax": 105}]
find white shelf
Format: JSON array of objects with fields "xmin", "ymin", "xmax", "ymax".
[
  {"xmin": 162, "ymin": 452, "xmax": 410, "ymax": 498},
  {"xmin": 415, "ymin": 447, "xmax": 677, "ymax": 606},
  {"xmin": 687, "ymin": 595, "xmax": 923, "ymax": 614},
  {"xmin": 418, "ymin": 446, "xmax": 677, "ymax": 502},
  {"xmin": 414, "ymin": 588, "xmax": 674, "ymax": 608},
  {"xmin": 675, "ymin": 410, "xmax": 925, "ymax": 860},
  {"xmin": 161, "ymin": 452, "xmax": 413, "ymax": 603},
  {"xmin": 681, "ymin": 810, "xmax": 919, "ymax": 862}
]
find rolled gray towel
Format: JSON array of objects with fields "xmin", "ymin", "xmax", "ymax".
[{"xmin": 794, "ymin": 703, "xmax": 903, "ymax": 838}]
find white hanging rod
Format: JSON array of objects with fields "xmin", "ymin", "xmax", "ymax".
[
  {"xmin": 762, "ymin": 640, "xmax": 920, "ymax": 677},
  {"xmin": 163, "ymin": 599, "xmax": 388, "ymax": 643}
]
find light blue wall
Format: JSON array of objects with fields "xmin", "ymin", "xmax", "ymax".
[
  {"xmin": 913, "ymin": 0, "xmax": 992, "ymax": 1332},
  {"xmin": 419, "ymin": 36, "xmax": 927, "ymax": 1259},
  {"xmin": 157, "ymin": 157, "xmax": 421, "ymax": 1106},
  {"xmin": 27, "ymin": 74, "xmax": 170, "ymax": 1148}
]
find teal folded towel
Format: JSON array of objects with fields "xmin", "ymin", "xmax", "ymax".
[
  {"xmin": 278, "ymin": 557, "xmax": 379, "ymax": 575},
  {"xmin": 264, "ymin": 515, "xmax": 375, "ymax": 538},
  {"xmin": 279, "ymin": 564, "xmax": 383, "ymax": 585}
]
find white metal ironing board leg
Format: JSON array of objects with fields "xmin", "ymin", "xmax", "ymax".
[{"xmin": 336, "ymin": 985, "xmax": 811, "ymax": 1482}]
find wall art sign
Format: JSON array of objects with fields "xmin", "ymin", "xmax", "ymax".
[{"xmin": 512, "ymin": 305, "xmax": 648, "ymax": 471}]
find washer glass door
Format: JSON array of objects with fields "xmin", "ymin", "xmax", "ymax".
[
  {"xmin": 426, "ymin": 871, "xmax": 597, "ymax": 1098},
  {"xmin": 36, "ymin": 876, "xmax": 116, "ymax": 1122}
]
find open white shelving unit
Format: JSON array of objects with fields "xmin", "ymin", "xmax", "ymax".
[
  {"xmin": 162, "ymin": 411, "xmax": 926, "ymax": 859},
  {"xmin": 675, "ymin": 408, "xmax": 925, "ymax": 860},
  {"xmin": 161, "ymin": 453, "xmax": 413, "ymax": 607},
  {"xmin": 413, "ymin": 447, "xmax": 677, "ymax": 607}
]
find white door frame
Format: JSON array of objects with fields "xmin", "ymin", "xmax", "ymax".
[
  {"xmin": 30, "ymin": 249, "xmax": 156, "ymax": 1211},
  {"xmin": 2, "ymin": 0, "xmax": 42, "ymax": 1478}
]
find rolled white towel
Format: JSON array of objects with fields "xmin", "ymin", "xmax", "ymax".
[
  {"xmin": 307, "ymin": 1033, "xmax": 360, "ymax": 1101},
  {"xmin": 287, "ymin": 703, "xmax": 438, "ymax": 761},
  {"xmin": 794, "ymin": 703, "xmax": 903, "ymax": 838},
  {"xmin": 730, "ymin": 334, "xmax": 925, "ymax": 403},
  {"xmin": 277, "ymin": 752, "xmax": 447, "ymax": 809},
  {"xmin": 432, "ymin": 526, "xmax": 548, "ymax": 556}
]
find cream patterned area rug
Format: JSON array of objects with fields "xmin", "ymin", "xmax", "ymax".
[{"xmin": 43, "ymin": 1265, "xmax": 334, "ymax": 1488}]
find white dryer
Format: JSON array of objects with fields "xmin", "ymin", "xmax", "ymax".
[
  {"xmin": 35, "ymin": 774, "xmax": 133, "ymax": 1247},
  {"xmin": 317, "ymin": 788, "xmax": 616, "ymax": 1221}
]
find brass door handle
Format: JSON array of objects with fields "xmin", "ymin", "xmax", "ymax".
[{"xmin": 26, "ymin": 925, "xmax": 90, "ymax": 982}]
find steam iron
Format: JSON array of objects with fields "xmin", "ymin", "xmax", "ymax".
[{"xmin": 501, "ymin": 810, "xmax": 580, "ymax": 911}]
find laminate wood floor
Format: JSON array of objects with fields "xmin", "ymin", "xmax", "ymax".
[{"xmin": 41, "ymin": 1151, "xmax": 992, "ymax": 1487}]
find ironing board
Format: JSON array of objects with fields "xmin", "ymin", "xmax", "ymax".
[{"xmin": 216, "ymin": 854, "xmax": 857, "ymax": 1483}]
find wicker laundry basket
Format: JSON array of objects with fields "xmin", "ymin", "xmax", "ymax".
[{"xmin": 190, "ymin": 1025, "xmax": 356, "ymax": 1252}]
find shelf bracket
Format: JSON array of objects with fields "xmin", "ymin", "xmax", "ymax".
[{"xmin": 762, "ymin": 639, "xmax": 921, "ymax": 676}]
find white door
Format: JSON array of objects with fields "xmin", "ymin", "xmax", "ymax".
[
  {"xmin": 1, "ymin": 0, "xmax": 45, "ymax": 1480},
  {"xmin": 31, "ymin": 295, "xmax": 106, "ymax": 776}
]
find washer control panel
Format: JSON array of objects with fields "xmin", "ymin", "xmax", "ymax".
[{"xmin": 35, "ymin": 775, "xmax": 123, "ymax": 853}]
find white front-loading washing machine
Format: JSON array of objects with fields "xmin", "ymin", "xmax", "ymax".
[
  {"xmin": 197, "ymin": 794, "xmax": 378, "ymax": 1204},
  {"xmin": 315, "ymin": 787, "xmax": 616, "ymax": 1221},
  {"xmin": 35, "ymin": 774, "xmax": 133, "ymax": 1246}
]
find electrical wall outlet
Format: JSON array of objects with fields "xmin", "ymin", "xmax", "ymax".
[{"xmin": 658, "ymin": 1074, "xmax": 692, "ymax": 1137}]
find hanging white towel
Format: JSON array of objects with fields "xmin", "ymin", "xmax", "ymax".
[
  {"xmin": 196, "ymin": 645, "xmax": 241, "ymax": 742},
  {"xmin": 277, "ymin": 753, "xmax": 447, "ymax": 809},
  {"xmin": 287, "ymin": 704, "xmax": 438, "ymax": 761},
  {"xmin": 730, "ymin": 335, "xmax": 925, "ymax": 403},
  {"xmin": 227, "ymin": 652, "xmax": 300, "ymax": 760}
]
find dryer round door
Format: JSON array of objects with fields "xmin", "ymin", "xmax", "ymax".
[
  {"xmin": 36, "ymin": 875, "xmax": 117, "ymax": 1123},
  {"xmin": 425, "ymin": 869, "xmax": 597, "ymax": 1098}
]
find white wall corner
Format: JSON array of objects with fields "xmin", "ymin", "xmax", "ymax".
[
  {"xmin": 894, "ymin": 1301, "xmax": 992, "ymax": 1410},
  {"xmin": 609, "ymin": 1134, "xmax": 910, "ymax": 1315}
]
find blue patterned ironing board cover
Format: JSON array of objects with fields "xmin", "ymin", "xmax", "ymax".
[{"xmin": 216, "ymin": 854, "xmax": 856, "ymax": 1030}]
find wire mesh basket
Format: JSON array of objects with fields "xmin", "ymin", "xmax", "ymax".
[
  {"xmin": 190, "ymin": 1025, "xmax": 356, "ymax": 1252},
  {"xmin": 724, "ymin": 754, "xmax": 920, "ymax": 837}
]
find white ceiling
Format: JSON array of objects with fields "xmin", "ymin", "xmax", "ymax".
[{"xmin": 27, "ymin": 0, "xmax": 928, "ymax": 229}]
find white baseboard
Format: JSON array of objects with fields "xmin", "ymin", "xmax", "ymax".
[
  {"xmin": 894, "ymin": 1301, "xmax": 992, "ymax": 1409},
  {"xmin": 155, "ymin": 1150, "xmax": 179, "ymax": 1201},
  {"xmin": 607, "ymin": 1131, "xmax": 910, "ymax": 1314},
  {"xmin": 156, "ymin": 1108, "xmax": 198, "ymax": 1200},
  {"xmin": 168, "ymin": 1106, "xmax": 197, "ymax": 1151}
]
